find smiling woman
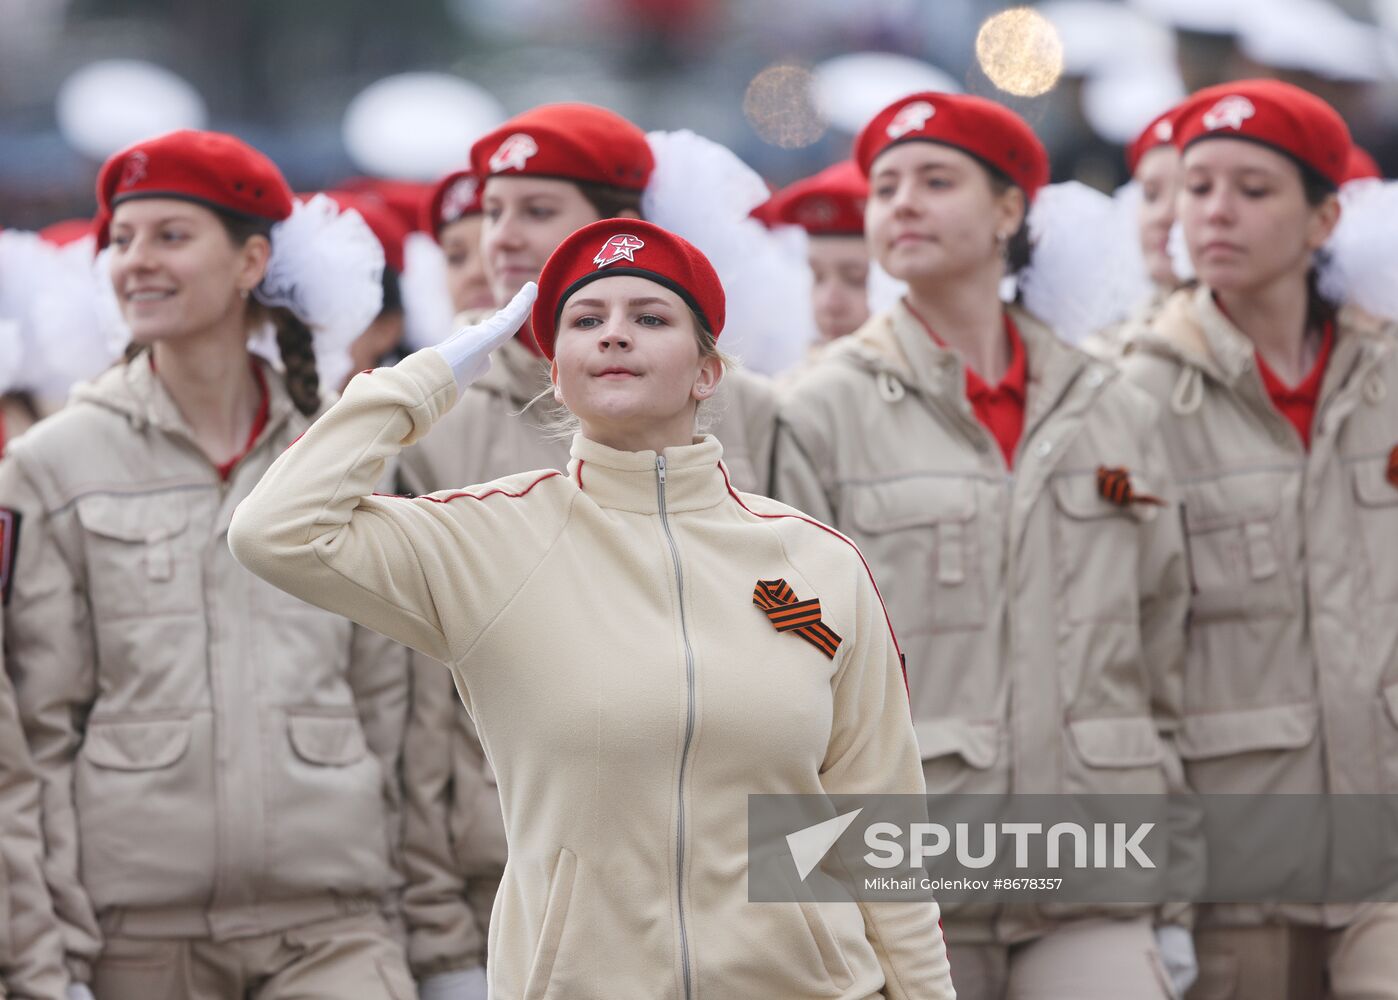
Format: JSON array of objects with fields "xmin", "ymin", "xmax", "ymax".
[
  {"xmin": 0, "ymin": 129, "xmax": 416, "ymax": 1000},
  {"xmin": 228, "ymin": 219, "xmax": 956, "ymax": 1000}
]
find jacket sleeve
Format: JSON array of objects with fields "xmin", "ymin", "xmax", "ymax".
[
  {"xmin": 401, "ymin": 652, "xmax": 499, "ymax": 978},
  {"xmin": 772, "ymin": 403, "xmax": 839, "ymax": 525},
  {"xmin": 0, "ymin": 657, "xmax": 70, "ymax": 1000},
  {"xmin": 0, "ymin": 456, "xmax": 103, "ymax": 985},
  {"xmin": 228, "ymin": 349, "xmax": 572, "ymax": 666},
  {"xmin": 346, "ymin": 621, "xmax": 411, "ymax": 928},
  {"xmin": 1135, "ymin": 408, "xmax": 1204, "ymax": 927},
  {"xmin": 820, "ymin": 567, "xmax": 955, "ymax": 1000}
]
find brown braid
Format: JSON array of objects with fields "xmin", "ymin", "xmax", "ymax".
[{"xmin": 270, "ymin": 307, "xmax": 321, "ymax": 416}]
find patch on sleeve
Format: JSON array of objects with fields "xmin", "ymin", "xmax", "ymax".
[{"xmin": 0, "ymin": 508, "xmax": 21, "ymax": 605}]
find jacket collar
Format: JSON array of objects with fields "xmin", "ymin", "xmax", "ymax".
[
  {"xmin": 568, "ymin": 433, "xmax": 731, "ymax": 514},
  {"xmin": 847, "ymin": 298, "xmax": 1108, "ymax": 428},
  {"xmin": 74, "ymin": 352, "xmax": 297, "ymax": 448},
  {"xmin": 1133, "ymin": 284, "xmax": 1391, "ymax": 399}
]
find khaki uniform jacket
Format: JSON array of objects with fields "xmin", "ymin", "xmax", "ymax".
[
  {"xmin": 1123, "ymin": 286, "xmax": 1398, "ymax": 928},
  {"xmin": 229, "ymin": 348, "xmax": 955, "ymax": 1000},
  {"xmin": 0, "ymin": 655, "xmax": 68, "ymax": 1000},
  {"xmin": 0, "ymin": 358, "xmax": 408, "ymax": 981},
  {"xmin": 395, "ymin": 332, "xmax": 779, "ymax": 978},
  {"xmin": 775, "ymin": 301, "xmax": 1195, "ymax": 943}
]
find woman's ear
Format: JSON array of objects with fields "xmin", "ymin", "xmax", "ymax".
[
  {"xmin": 1306, "ymin": 193, "xmax": 1341, "ymax": 251},
  {"xmin": 692, "ymin": 354, "xmax": 723, "ymax": 401},
  {"xmin": 995, "ymin": 184, "xmax": 1026, "ymax": 243},
  {"xmin": 550, "ymin": 359, "xmax": 565, "ymax": 406},
  {"xmin": 236, "ymin": 233, "xmax": 272, "ymax": 296}
]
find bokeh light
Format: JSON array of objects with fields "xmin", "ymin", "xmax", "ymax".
[
  {"xmin": 743, "ymin": 64, "xmax": 827, "ymax": 149},
  {"xmin": 975, "ymin": 7, "xmax": 1064, "ymax": 98}
]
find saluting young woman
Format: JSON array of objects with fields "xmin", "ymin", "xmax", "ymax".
[{"xmin": 231, "ymin": 217, "xmax": 955, "ymax": 1000}]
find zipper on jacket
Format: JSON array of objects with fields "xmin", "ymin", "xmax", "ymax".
[{"xmin": 656, "ymin": 455, "xmax": 697, "ymax": 1000}]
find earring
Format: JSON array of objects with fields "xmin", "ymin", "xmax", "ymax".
[{"xmin": 238, "ymin": 287, "xmax": 251, "ymax": 300}]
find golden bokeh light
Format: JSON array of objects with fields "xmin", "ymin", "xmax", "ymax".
[
  {"xmin": 975, "ymin": 7, "xmax": 1064, "ymax": 98},
  {"xmin": 743, "ymin": 64, "xmax": 827, "ymax": 149}
]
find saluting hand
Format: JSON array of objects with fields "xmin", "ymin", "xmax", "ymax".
[{"xmin": 432, "ymin": 281, "xmax": 539, "ymax": 391}]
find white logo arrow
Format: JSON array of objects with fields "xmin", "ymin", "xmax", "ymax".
[{"xmin": 787, "ymin": 808, "xmax": 863, "ymax": 881}]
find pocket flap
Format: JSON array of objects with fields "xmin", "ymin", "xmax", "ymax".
[
  {"xmin": 849, "ymin": 477, "xmax": 975, "ymax": 534},
  {"xmin": 1178, "ymin": 703, "xmax": 1318, "ymax": 760},
  {"xmin": 1353, "ymin": 460, "xmax": 1398, "ymax": 508},
  {"xmin": 1382, "ymin": 683, "xmax": 1398, "ymax": 728},
  {"xmin": 82, "ymin": 718, "xmax": 191, "ymax": 770},
  {"xmin": 913, "ymin": 718, "xmax": 999, "ymax": 769},
  {"xmin": 76, "ymin": 493, "xmax": 189, "ymax": 542},
  {"xmin": 1068, "ymin": 716, "xmax": 1163, "ymax": 767},
  {"xmin": 288, "ymin": 713, "xmax": 367, "ymax": 766},
  {"xmin": 1051, "ymin": 474, "xmax": 1139, "ymax": 521}
]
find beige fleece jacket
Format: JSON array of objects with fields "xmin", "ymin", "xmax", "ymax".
[{"xmin": 229, "ymin": 348, "xmax": 954, "ymax": 1000}]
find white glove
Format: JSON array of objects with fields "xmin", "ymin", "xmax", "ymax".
[
  {"xmin": 67, "ymin": 984, "xmax": 96, "ymax": 1000},
  {"xmin": 431, "ymin": 282, "xmax": 538, "ymax": 392},
  {"xmin": 1155, "ymin": 924, "xmax": 1198, "ymax": 998},
  {"xmin": 417, "ymin": 966, "xmax": 488, "ymax": 1000}
]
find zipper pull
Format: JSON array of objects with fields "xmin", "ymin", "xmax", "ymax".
[{"xmin": 656, "ymin": 455, "xmax": 667, "ymax": 485}]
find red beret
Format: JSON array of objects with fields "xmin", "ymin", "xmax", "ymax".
[
  {"xmin": 854, "ymin": 92, "xmax": 1050, "ymax": 201},
  {"xmin": 97, "ymin": 130, "xmax": 293, "ymax": 246},
  {"xmin": 530, "ymin": 218, "xmax": 724, "ymax": 361},
  {"xmin": 1174, "ymin": 79, "xmax": 1351, "ymax": 188},
  {"xmin": 1126, "ymin": 106, "xmax": 1182, "ymax": 176},
  {"xmin": 1343, "ymin": 145, "xmax": 1382, "ymax": 184},
  {"xmin": 38, "ymin": 217, "xmax": 97, "ymax": 247},
  {"xmin": 754, "ymin": 160, "xmax": 868, "ymax": 236},
  {"xmin": 336, "ymin": 177, "xmax": 435, "ymax": 234},
  {"xmin": 424, "ymin": 169, "xmax": 483, "ymax": 240},
  {"xmin": 470, "ymin": 104, "xmax": 654, "ymax": 192},
  {"xmin": 322, "ymin": 191, "xmax": 409, "ymax": 274}
]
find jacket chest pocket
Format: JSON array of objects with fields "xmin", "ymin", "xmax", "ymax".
[
  {"xmin": 1049, "ymin": 473, "xmax": 1144, "ymax": 625},
  {"xmin": 1182, "ymin": 476, "xmax": 1295, "ymax": 623},
  {"xmin": 76, "ymin": 495, "xmax": 198, "ymax": 622},
  {"xmin": 847, "ymin": 476, "xmax": 986, "ymax": 633},
  {"xmin": 1352, "ymin": 457, "xmax": 1398, "ymax": 606}
]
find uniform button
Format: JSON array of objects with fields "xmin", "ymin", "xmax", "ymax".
[{"xmin": 1035, "ymin": 440, "xmax": 1053, "ymax": 458}]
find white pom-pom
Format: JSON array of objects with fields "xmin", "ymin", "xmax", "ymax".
[
  {"xmin": 92, "ymin": 246, "xmax": 134, "ymax": 358},
  {"xmin": 643, "ymin": 130, "xmax": 818, "ymax": 375},
  {"xmin": 867, "ymin": 260, "xmax": 907, "ymax": 315},
  {"xmin": 1166, "ymin": 218, "xmax": 1195, "ymax": 284},
  {"xmin": 1318, "ymin": 179, "xmax": 1398, "ymax": 321},
  {"xmin": 257, "ymin": 193, "xmax": 385, "ymax": 389},
  {"xmin": 1019, "ymin": 181, "xmax": 1152, "ymax": 345},
  {"xmin": 400, "ymin": 231, "xmax": 457, "ymax": 351},
  {"xmin": 0, "ymin": 319, "xmax": 25, "ymax": 393},
  {"xmin": 0, "ymin": 231, "xmax": 120, "ymax": 402}
]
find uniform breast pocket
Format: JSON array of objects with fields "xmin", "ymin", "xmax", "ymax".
[
  {"xmin": 847, "ymin": 476, "xmax": 985, "ymax": 633},
  {"xmin": 1049, "ymin": 473, "xmax": 1144, "ymax": 625},
  {"xmin": 1352, "ymin": 456, "xmax": 1398, "ymax": 606},
  {"xmin": 76, "ymin": 494, "xmax": 197, "ymax": 621},
  {"xmin": 1182, "ymin": 476, "xmax": 1295, "ymax": 623}
]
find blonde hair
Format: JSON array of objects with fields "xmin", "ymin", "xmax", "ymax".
[{"xmin": 520, "ymin": 313, "xmax": 738, "ymax": 441}]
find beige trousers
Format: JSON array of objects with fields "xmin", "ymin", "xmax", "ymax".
[
  {"xmin": 91, "ymin": 912, "xmax": 414, "ymax": 1000},
  {"xmin": 1189, "ymin": 904, "xmax": 1398, "ymax": 1000},
  {"xmin": 949, "ymin": 917, "xmax": 1175, "ymax": 1000}
]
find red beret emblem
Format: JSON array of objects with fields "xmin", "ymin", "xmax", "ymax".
[
  {"xmin": 440, "ymin": 176, "xmax": 479, "ymax": 223},
  {"xmin": 118, "ymin": 150, "xmax": 149, "ymax": 189},
  {"xmin": 488, "ymin": 133, "xmax": 539, "ymax": 174},
  {"xmin": 886, "ymin": 101, "xmax": 936, "ymax": 140},
  {"xmin": 593, "ymin": 234, "xmax": 645, "ymax": 268},
  {"xmin": 1153, "ymin": 119, "xmax": 1174, "ymax": 142},
  {"xmin": 795, "ymin": 198, "xmax": 837, "ymax": 227},
  {"xmin": 1202, "ymin": 96, "xmax": 1256, "ymax": 132}
]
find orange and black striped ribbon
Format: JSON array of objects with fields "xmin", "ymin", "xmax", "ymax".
[
  {"xmin": 753, "ymin": 578, "xmax": 842, "ymax": 659},
  {"xmin": 1096, "ymin": 466, "xmax": 1165, "ymax": 508}
]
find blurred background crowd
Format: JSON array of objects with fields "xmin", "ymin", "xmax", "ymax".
[{"xmin": 2, "ymin": 0, "xmax": 1397, "ymax": 231}]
